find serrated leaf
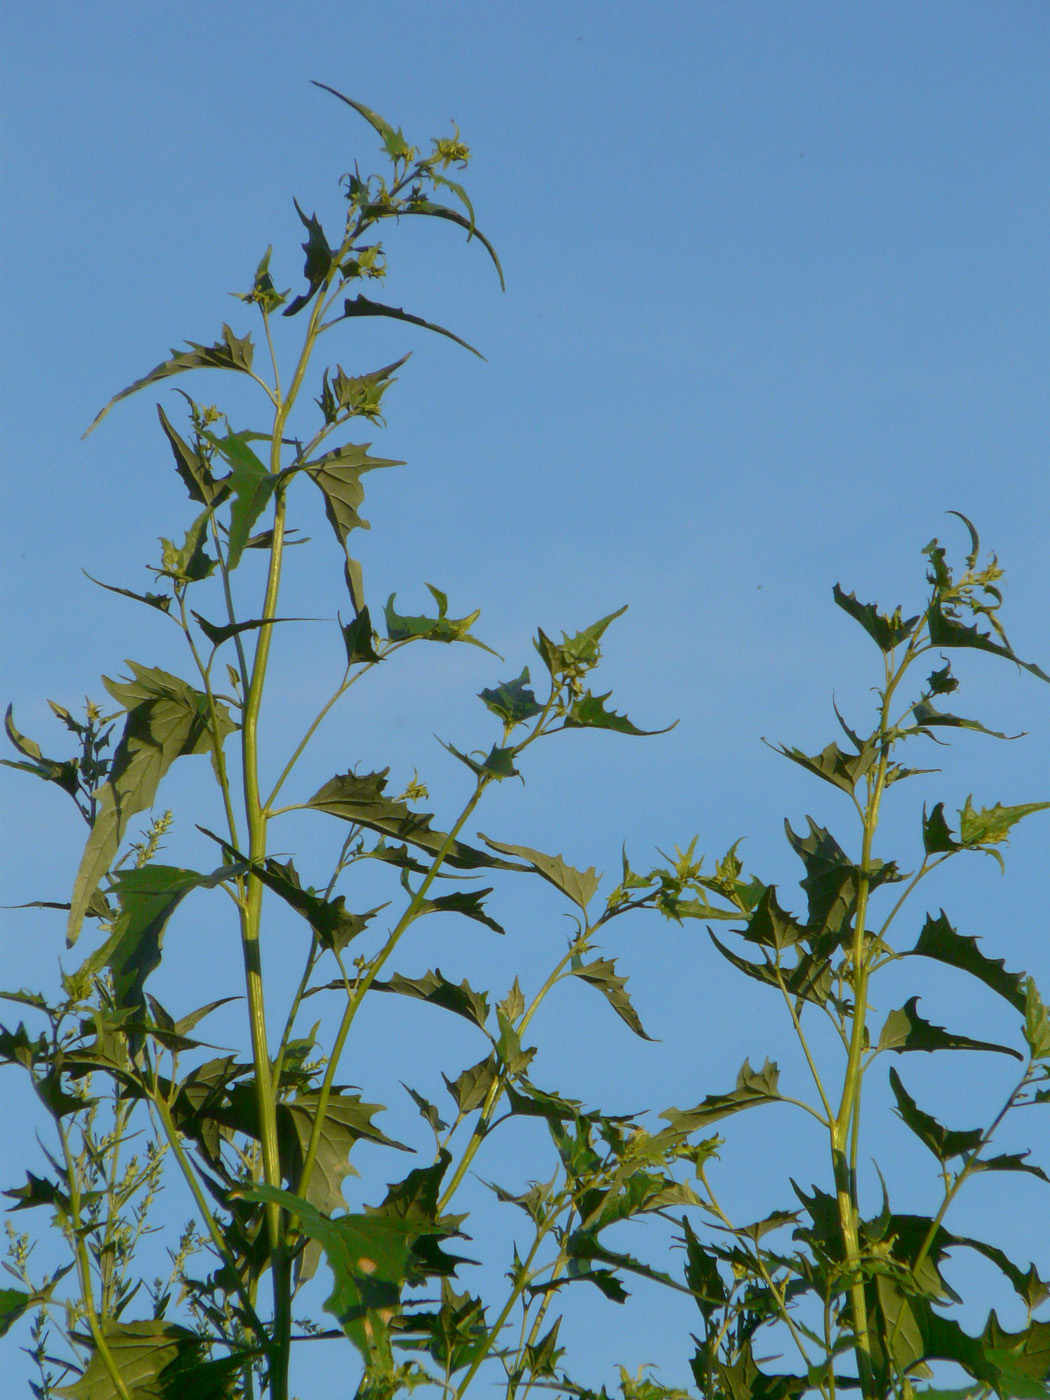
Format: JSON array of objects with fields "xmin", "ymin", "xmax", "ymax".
[
  {"xmin": 279, "ymin": 1091, "xmax": 408, "ymax": 1221},
  {"xmin": 337, "ymin": 293, "xmax": 484, "ymax": 357},
  {"xmin": 908, "ymin": 699, "xmax": 1015, "ymax": 740},
  {"xmin": 738, "ymin": 885, "xmax": 807, "ymax": 953},
  {"xmin": 84, "ymin": 572, "xmax": 174, "ymax": 613},
  {"xmin": 305, "ymin": 441, "xmax": 403, "ymax": 611},
  {"xmin": 305, "ymin": 769, "xmax": 525, "ymax": 871},
  {"xmin": 79, "ymin": 864, "xmax": 240, "ymax": 1015},
  {"xmin": 564, "ymin": 689, "xmax": 673, "ymax": 737},
  {"xmin": 282, "ymin": 198, "xmax": 335, "ymax": 317},
  {"xmin": 889, "ymin": 1067, "xmax": 984, "ymax": 1163},
  {"xmin": 957, "ymin": 796, "xmax": 1050, "ymax": 869},
  {"xmin": 158, "ymin": 506, "xmax": 216, "ymax": 583},
  {"xmin": 478, "ymin": 835, "xmax": 600, "ymax": 910},
  {"xmin": 371, "ymin": 969, "xmax": 490, "ymax": 1029},
  {"xmin": 242, "ymin": 1184, "xmax": 418, "ymax": 1364},
  {"xmin": 203, "ymin": 430, "xmax": 275, "ymax": 571},
  {"xmin": 68, "ymin": 665, "xmax": 237, "ymax": 945},
  {"xmin": 832, "ymin": 584, "xmax": 919, "ymax": 651},
  {"xmin": 923, "ymin": 803, "xmax": 959, "ymax": 855},
  {"xmin": 53, "ymin": 1320, "xmax": 212, "ymax": 1400},
  {"xmin": 878, "ymin": 997, "xmax": 1022, "ymax": 1059},
  {"xmin": 660, "ymin": 1059, "xmax": 782, "ymax": 1132},
  {"xmin": 403, "ymin": 1083, "xmax": 448, "ymax": 1133},
  {"xmin": 341, "ymin": 605, "xmax": 380, "ymax": 663},
  {"xmin": 571, "ymin": 957, "xmax": 652, "ymax": 1039},
  {"xmin": 535, "ymin": 605, "xmax": 628, "ymax": 678},
  {"xmin": 479, "ymin": 667, "xmax": 542, "ymax": 725},
  {"xmin": 2, "ymin": 705, "xmax": 80, "ymax": 798},
  {"xmin": 156, "ymin": 403, "xmax": 228, "ymax": 507},
  {"xmin": 385, "ymin": 587, "xmax": 496, "ymax": 652},
  {"xmin": 85, "ymin": 324, "xmax": 255, "ymax": 435},
  {"xmin": 908, "ymin": 910, "xmax": 1027, "ymax": 1011},
  {"xmin": 443, "ymin": 1054, "xmax": 498, "ymax": 1114},
  {"xmin": 1025, "ymin": 979, "xmax": 1050, "ymax": 1061},
  {"xmin": 774, "ymin": 738, "xmax": 876, "ymax": 795},
  {"xmin": 708, "ymin": 929, "xmax": 839, "ymax": 1011},
  {"xmin": 927, "ymin": 600, "xmax": 1050, "ymax": 682},
  {"xmin": 191, "ymin": 613, "xmax": 295, "ymax": 649},
  {"xmin": 381, "ymin": 199, "xmax": 504, "ymax": 290},
  {"xmin": 440, "ymin": 739, "xmax": 518, "ymax": 781},
  {"xmin": 419, "ymin": 887, "xmax": 505, "ymax": 933}
]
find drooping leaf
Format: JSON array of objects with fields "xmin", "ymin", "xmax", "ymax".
[
  {"xmin": 889, "ymin": 1067, "xmax": 984, "ymax": 1163},
  {"xmin": 85, "ymin": 324, "xmax": 255, "ymax": 435},
  {"xmin": 571, "ymin": 957, "xmax": 652, "ymax": 1039},
  {"xmin": 907, "ymin": 699, "xmax": 1015, "ymax": 741},
  {"xmin": 370, "ymin": 969, "xmax": 490, "ymax": 1030},
  {"xmin": 379, "ymin": 199, "xmax": 504, "ymax": 290},
  {"xmin": 479, "ymin": 667, "xmax": 543, "ymax": 725},
  {"xmin": 67, "ymin": 666, "xmax": 237, "ymax": 944},
  {"xmin": 907, "ymin": 910, "xmax": 1027, "ymax": 1012},
  {"xmin": 927, "ymin": 599, "xmax": 1050, "ymax": 682},
  {"xmin": 832, "ymin": 584, "xmax": 919, "ymax": 651},
  {"xmin": 878, "ymin": 997, "xmax": 1023, "ymax": 1060},
  {"xmin": 564, "ymin": 689, "xmax": 674, "ymax": 737},
  {"xmin": 304, "ymin": 441, "xmax": 403, "ymax": 612},
  {"xmin": 2, "ymin": 706, "xmax": 80, "ymax": 798},
  {"xmin": 305, "ymin": 769, "xmax": 526, "ymax": 871},
  {"xmin": 708, "ymin": 930, "xmax": 839, "ymax": 1011},
  {"xmin": 479, "ymin": 835, "xmax": 600, "ymax": 910},
  {"xmin": 336, "ymin": 292, "xmax": 484, "ymax": 357},
  {"xmin": 384, "ymin": 585, "xmax": 497, "ymax": 652},
  {"xmin": 78, "ymin": 864, "xmax": 240, "ymax": 1016},
  {"xmin": 660, "ymin": 1059, "xmax": 782, "ymax": 1133}
]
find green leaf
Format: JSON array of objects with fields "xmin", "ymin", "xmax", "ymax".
[
  {"xmin": 1025, "ymin": 979, "xmax": 1050, "ymax": 1061},
  {"xmin": 305, "ymin": 768, "xmax": 526, "ymax": 871},
  {"xmin": 337, "ymin": 292, "xmax": 484, "ymax": 357},
  {"xmin": 84, "ymin": 572, "xmax": 174, "ymax": 614},
  {"xmin": 479, "ymin": 667, "xmax": 543, "ymax": 726},
  {"xmin": 773, "ymin": 738, "xmax": 877, "ymax": 795},
  {"xmin": 85, "ymin": 324, "xmax": 255, "ymax": 435},
  {"xmin": 660, "ymin": 1059, "xmax": 782, "ymax": 1132},
  {"xmin": 739, "ymin": 885, "xmax": 807, "ymax": 953},
  {"xmin": 889, "ymin": 1067, "xmax": 984, "ymax": 1163},
  {"xmin": 923, "ymin": 802, "xmax": 959, "ymax": 855},
  {"xmin": 419, "ymin": 887, "xmax": 505, "ymax": 933},
  {"xmin": 191, "ymin": 613, "xmax": 295, "ymax": 649},
  {"xmin": 305, "ymin": 441, "xmax": 403, "ymax": 611},
  {"xmin": 928, "ymin": 599, "xmax": 1050, "ymax": 682},
  {"xmin": 908, "ymin": 699, "xmax": 1015, "ymax": 740},
  {"xmin": 878, "ymin": 997, "xmax": 1023, "ymax": 1059},
  {"xmin": 202, "ymin": 430, "xmax": 275, "ymax": 571},
  {"xmin": 67, "ymin": 665, "xmax": 237, "ymax": 945},
  {"xmin": 53, "ymin": 1320, "xmax": 210, "ymax": 1400},
  {"xmin": 382, "ymin": 198, "xmax": 505, "ymax": 290},
  {"xmin": 241, "ymin": 1184, "xmax": 419, "ymax": 1365},
  {"xmin": 282, "ymin": 198, "xmax": 334, "ymax": 317},
  {"xmin": 505, "ymin": 1079, "xmax": 581, "ymax": 1123},
  {"xmin": 0, "ymin": 1287, "xmax": 31, "ymax": 1340},
  {"xmin": 564, "ymin": 689, "xmax": 674, "ymax": 737},
  {"xmin": 443, "ymin": 1054, "xmax": 498, "ymax": 1114},
  {"xmin": 385, "ymin": 585, "xmax": 497, "ymax": 652},
  {"xmin": 370, "ymin": 969, "xmax": 490, "ymax": 1029},
  {"xmin": 440, "ymin": 739, "xmax": 519, "ymax": 782},
  {"xmin": 956, "ymin": 796, "xmax": 1050, "ymax": 869},
  {"xmin": 80, "ymin": 864, "xmax": 239, "ymax": 1015},
  {"xmin": 479, "ymin": 835, "xmax": 600, "ymax": 909},
  {"xmin": 784, "ymin": 817, "xmax": 859, "ymax": 938},
  {"xmin": 2, "ymin": 705, "xmax": 80, "ymax": 798},
  {"xmin": 341, "ymin": 606, "xmax": 380, "ymax": 663},
  {"xmin": 232, "ymin": 244, "xmax": 288, "ymax": 314},
  {"xmin": 708, "ymin": 929, "xmax": 838, "ymax": 1011},
  {"xmin": 832, "ymin": 583, "xmax": 919, "ymax": 651},
  {"xmin": 534, "ymin": 605, "xmax": 628, "ymax": 678},
  {"xmin": 156, "ymin": 403, "xmax": 228, "ymax": 507},
  {"xmin": 571, "ymin": 957, "xmax": 652, "ymax": 1039},
  {"xmin": 278, "ymin": 1092, "xmax": 409, "ymax": 1221},
  {"xmin": 907, "ymin": 910, "xmax": 1027, "ymax": 1012},
  {"xmin": 158, "ymin": 506, "xmax": 216, "ymax": 583}
]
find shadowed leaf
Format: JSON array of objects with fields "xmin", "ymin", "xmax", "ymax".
[
  {"xmin": 479, "ymin": 835, "xmax": 600, "ymax": 909},
  {"xmin": 907, "ymin": 910, "xmax": 1027, "ymax": 1012},
  {"xmin": 878, "ymin": 997, "xmax": 1023, "ymax": 1060},
  {"xmin": 571, "ymin": 957, "xmax": 652, "ymax": 1039}
]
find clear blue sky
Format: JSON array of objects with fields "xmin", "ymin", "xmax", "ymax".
[{"xmin": 2, "ymin": 3, "xmax": 1050, "ymax": 1395}]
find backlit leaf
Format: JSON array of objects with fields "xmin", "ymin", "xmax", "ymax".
[
  {"xmin": 889, "ymin": 1067, "xmax": 984, "ymax": 1163},
  {"xmin": 907, "ymin": 910, "xmax": 1027, "ymax": 1012},
  {"xmin": 832, "ymin": 584, "xmax": 919, "ymax": 651},
  {"xmin": 571, "ymin": 957, "xmax": 652, "ymax": 1039},
  {"xmin": 878, "ymin": 996, "xmax": 1023, "ymax": 1059},
  {"xmin": 479, "ymin": 835, "xmax": 600, "ymax": 909},
  {"xmin": 479, "ymin": 667, "xmax": 543, "ymax": 725},
  {"xmin": 370, "ymin": 969, "xmax": 490, "ymax": 1029},
  {"xmin": 337, "ymin": 293, "xmax": 483, "ymax": 357},
  {"xmin": 564, "ymin": 689, "xmax": 674, "ymax": 737},
  {"xmin": 660, "ymin": 1059, "xmax": 782, "ymax": 1132},
  {"xmin": 385, "ymin": 586, "xmax": 496, "ymax": 652},
  {"xmin": 927, "ymin": 599, "xmax": 1050, "ymax": 682}
]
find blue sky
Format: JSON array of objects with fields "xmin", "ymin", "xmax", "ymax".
[{"xmin": 3, "ymin": 3, "xmax": 1050, "ymax": 1395}]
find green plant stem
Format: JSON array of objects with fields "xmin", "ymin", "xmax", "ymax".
[
  {"xmin": 454, "ymin": 1224, "xmax": 549, "ymax": 1399},
  {"xmin": 56, "ymin": 1117, "xmax": 133, "ymax": 1400}
]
